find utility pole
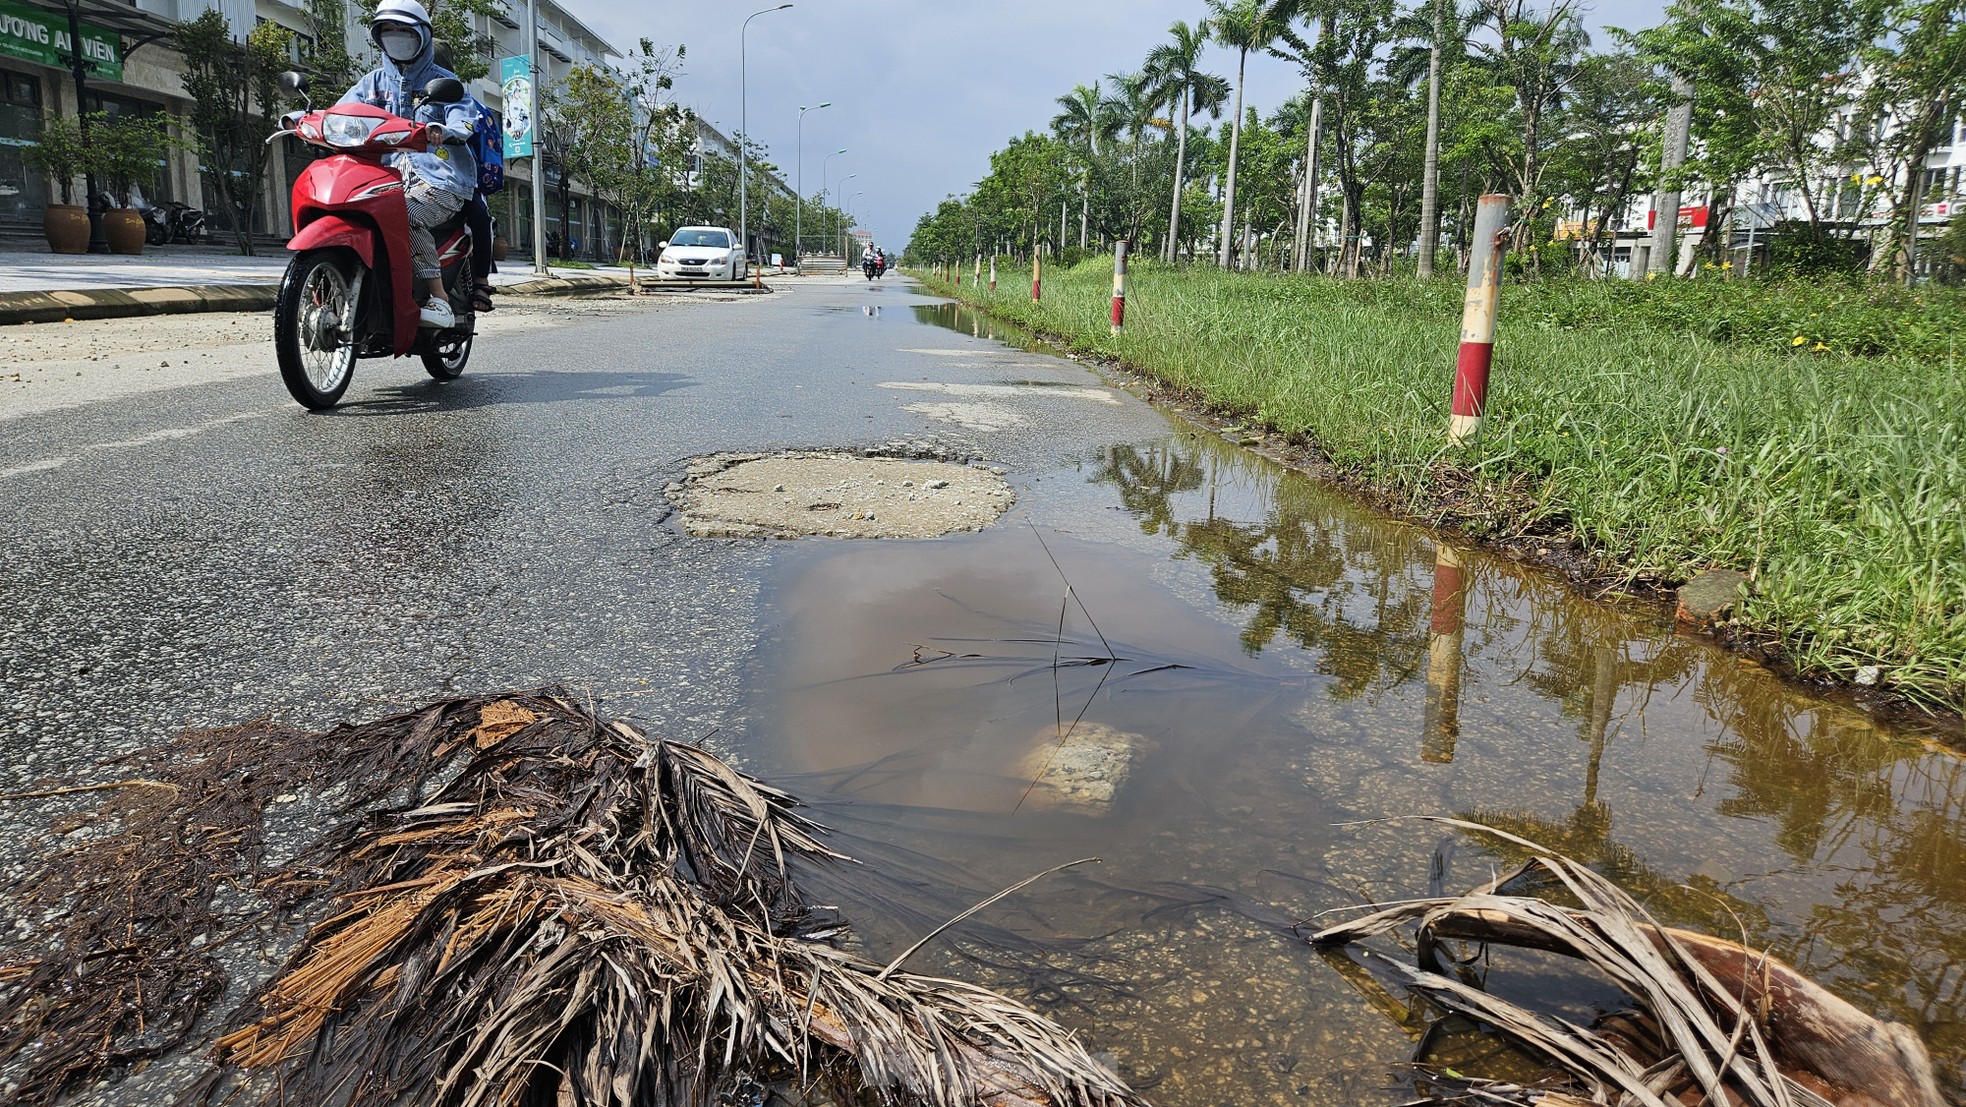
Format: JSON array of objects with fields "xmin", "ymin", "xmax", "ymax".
[
  {"xmin": 1647, "ymin": 74, "xmax": 1693, "ymax": 278},
  {"xmin": 527, "ymin": 0, "xmax": 548, "ymax": 276},
  {"xmin": 1294, "ymin": 92, "xmax": 1323, "ymax": 272}
]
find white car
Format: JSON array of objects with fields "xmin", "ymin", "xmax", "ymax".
[{"xmin": 655, "ymin": 226, "xmax": 745, "ymax": 281}]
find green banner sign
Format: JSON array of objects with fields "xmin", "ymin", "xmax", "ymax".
[{"xmin": 0, "ymin": 0, "xmax": 123, "ymax": 82}]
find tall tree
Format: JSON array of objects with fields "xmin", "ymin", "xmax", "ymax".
[
  {"xmin": 174, "ymin": 12, "xmax": 293, "ymax": 255},
  {"xmin": 1855, "ymin": 0, "xmax": 1966, "ymax": 281},
  {"xmin": 1209, "ymin": 0, "xmax": 1291, "ymax": 267},
  {"xmin": 1146, "ymin": 21, "xmax": 1230, "ymax": 261},
  {"xmin": 1051, "ymin": 81, "xmax": 1118, "ymax": 249},
  {"xmin": 1466, "ymin": 0, "xmax": 1590, "ymax": 231}
]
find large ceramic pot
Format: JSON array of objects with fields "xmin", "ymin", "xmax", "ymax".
[
  {"xmin": 103, "ymin": 208, "xmax": 146, "ymax": 255},
  {"xmin": 43, "ymin": 204, "xmax": 90, "ymax": 254},
  {"xmin": 492, "ymin": 235, "xmax": 508, "ymax": 262}
]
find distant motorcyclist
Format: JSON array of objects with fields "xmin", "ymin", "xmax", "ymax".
[{"xmin": 338, "ymin": 0, "xmax": 481, "ymax": 328}]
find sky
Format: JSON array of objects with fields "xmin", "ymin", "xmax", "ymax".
[{"xmin": 563, "ymin": 1, "xmax": 1672, "ymax": 250}]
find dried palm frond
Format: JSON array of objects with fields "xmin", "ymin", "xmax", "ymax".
[
  {"xmin": 1312, "ymin": 818, "xmax": 1947, "ymax": 1107},
  {"xmin": 0, "ymin": 710, "xmax": 453, "ymax": 1107},
  {"xmin": 192, "ymin": 691, "xmax": 1143, "ymax": 1107}
]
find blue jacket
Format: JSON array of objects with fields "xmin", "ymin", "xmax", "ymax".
[{"xmin": 338, "ymin": 36, "xmax": 479, "ymax": 200}]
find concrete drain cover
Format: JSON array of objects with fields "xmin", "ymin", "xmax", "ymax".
[{"xmin": 670, "ymin": 452, "xmax": 1015, "ymax": 539}]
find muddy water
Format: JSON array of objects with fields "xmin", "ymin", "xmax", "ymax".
[{"xmin": 744, "ymin": 309, "xmax": 1966, "ymax": 1104}]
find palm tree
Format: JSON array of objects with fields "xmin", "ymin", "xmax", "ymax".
[
  {"xmin": 1102, "ymin": 69, "xmax": 1170, "ymax": 245},
  {"xmin": 1145, "ymin": 20, "xmax": 1230, "ymax": 262},
  {"xmin": 1387, "ymin": 1, "xmax": 1479, "ymax": 276},
  {"xmin": 1051, "ymin": 82, "xmax": 1119, "ymax": 251},
  {"xmin": 1208, "ymin": 0, "xmax": 1290, "ymax": 268}
]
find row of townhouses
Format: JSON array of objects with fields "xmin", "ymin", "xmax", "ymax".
[
  {"xmin": 1567, "ymin": 113, "xmax": 1966, "ymax": 279},
  {"xmin": 0, "ymin": 0, "xmax": 795, "ymax": 259}
]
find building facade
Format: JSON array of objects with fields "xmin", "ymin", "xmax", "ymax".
[
  {"xmin": 1567, "ymin": 108, "xmax": 1966, "ymax": 279},
  {"xmin": 0, "ymin": 0, "xmax": 621, "ymax": 258}
]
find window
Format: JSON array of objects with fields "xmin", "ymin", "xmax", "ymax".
[
  {"xmin": 0, "ymin": 69, "xmax": 47, "ymax": 219},
  {"xmin": 670, "ymin": 228, "xmax": 730, "ymax": 248}
]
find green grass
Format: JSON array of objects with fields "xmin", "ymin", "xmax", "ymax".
[
  {"xmin": 916, "ymin": 260, "xmax": 1966, "ymax": 713},
  {"xmin": 548, "ymin": 259, "xmax": 599, "ymax": 271}
]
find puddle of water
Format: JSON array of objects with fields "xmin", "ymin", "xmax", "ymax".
[
  {"xmin": 911, "ymin": 300, "xmax": 1048, "ymax": 352},
  {"xmin": 743, "ymin": 318, "xmax": 1966, "ymax": 1105}
]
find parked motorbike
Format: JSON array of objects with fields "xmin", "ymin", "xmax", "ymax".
[
  {"xmin": 143, "ymin": 201, "xmax": 209, "ymax": 246},
  {"xmin": 266, "ymin": 71, "xmax": 474, "ymax": 410}
]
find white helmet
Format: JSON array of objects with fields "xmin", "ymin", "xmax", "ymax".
[{"xmin": 371, "ymin": 0, "xmax": 432, "ymax": 65}]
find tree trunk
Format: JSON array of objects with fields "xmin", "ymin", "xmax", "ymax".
[
  {"xmin": 1416, "ymin": 0, "xmax": 1444, "ymax": 279},
  {"xmin": 1217, "ymin": 48, "xmax": 1248, "ymax": 268},
  {"xmin": 1167, "ymin": 90, "xmax": 1190, "ymax": 262}
]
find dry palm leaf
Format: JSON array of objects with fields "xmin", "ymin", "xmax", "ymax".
[
  {"xmin": 1312, "ymin": 818, "xmax": 1947, "ymax": 1107},
  {"xmin": 189, "ymin": 691, "xmax": 1143, "ymax": 1107}
]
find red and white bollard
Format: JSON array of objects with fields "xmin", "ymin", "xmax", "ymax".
[
  {"xmin": 1110, "ymin": 239, "xmax": 1129, "ymax": 335},
  {"xmin": 1032, "ymin": 248, "xmax": 1042, "ymax": 302},
  {"xmin": 1423, "ymin": 544, "xmax": 1467, "ymax": 764},
  {"xmin": 989, "ymin": 255, "xmax": 998, "ymax": 292},
  {"xmin": 1451, "ymin": 193, "xmax": 1511, "ymax": 445}
]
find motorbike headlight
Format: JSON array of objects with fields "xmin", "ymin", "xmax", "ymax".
[{"xmin": 321, "ymin": 112, "xmax": 383, "ymax": 148}]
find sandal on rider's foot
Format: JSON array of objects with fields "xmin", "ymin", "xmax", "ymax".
[{"xmin": 471, "ymin": 282, "xmax": 495, "ymax": 312}]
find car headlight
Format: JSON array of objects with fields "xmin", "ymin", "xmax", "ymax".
[{"xmin": 322, "ymin": 112, "xmax": 383, "ymax": 148}]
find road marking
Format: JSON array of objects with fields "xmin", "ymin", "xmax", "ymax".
[
  {"xmin": 1, "ymin": 409, "xmax": 278, "ymax": 481},
  {"xmin": 80, "ymin": 409, "xmax": 280, "ymax": 454},
  {"xmin": 0, "ymin": 457, "xmax": 70, "ymax": 479}
]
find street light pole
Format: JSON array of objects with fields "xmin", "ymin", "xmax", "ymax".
[
  {"xmin": 796, "ymin": 101, "xmax": 830, "ymax": 263},
  {"xmin": 846, "ymin": 188, "xmax": 864, "ymax": 255},
  {"xmin": 527, "ymin": 0, "xmax": 548, "ymax": 276},
  {"xmin": 833, "ymin": 174, "xmax": 857, "ymax": 254},
  {"xmin": 739, "ymin": 3, "xmax": 792, "ymax": 270},
  {"xmin": 820, "ymin": 149, "xmax": 846, "ymax": 254}
]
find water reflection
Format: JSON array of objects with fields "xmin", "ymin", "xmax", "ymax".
[
  {"xmin": 910, "ymin": 301, "xmax": 1045, "ymax": 351},
  {"xmin": 753, "ymin": 427, "xmax": 1966, "ymax": 1101}
]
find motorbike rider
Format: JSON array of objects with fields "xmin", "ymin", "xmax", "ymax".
[{"xmin": 338, "ymin": 0, "xmax": 480, "ymax": 329}]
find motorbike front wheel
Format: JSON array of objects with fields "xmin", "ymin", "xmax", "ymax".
[
  {"xmin": 274, "ymin": 249, "xmax": 359, "ymax": 410},
  {"xmin": 144, "ymin": 221, "xmax": 167, "ymax": 246}
]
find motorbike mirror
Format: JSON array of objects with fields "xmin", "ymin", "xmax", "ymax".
[
  {"xmin": 278, "ymin": 71, "xmax": 311, "ymax": 107},
  {"xmin": 422, "ymin": 77, "xmax": 465, "ymax": 104}
]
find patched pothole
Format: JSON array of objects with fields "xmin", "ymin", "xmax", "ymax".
[{"xmin": 668, "ymin": 451, "xmax": 1016, "ymax": 539}]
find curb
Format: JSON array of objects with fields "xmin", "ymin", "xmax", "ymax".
[
  {"xmin": 0, "ymin": 283, "xmax": 278, "ymax": 326},
  {"xmin": 0, "ymin": 271, "xmax": 773, "ymax": 326}
]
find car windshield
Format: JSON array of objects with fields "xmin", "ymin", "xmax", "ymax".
[{"xmin": 670, "ymin": 230, "xmax": 730, "ymax": 249}]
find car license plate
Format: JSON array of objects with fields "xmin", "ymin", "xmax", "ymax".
[{"xmin": 680, "ymin": 268, "xmax": 707, "ymax": 276}]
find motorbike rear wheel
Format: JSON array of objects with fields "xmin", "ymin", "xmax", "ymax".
[
  {"xmin": 420, "ymin": 328, "xmax": 472, "ymax": 380},
  {"xmin": 274, "ymin": 249, "xmax": 359, "ymax": 410}
]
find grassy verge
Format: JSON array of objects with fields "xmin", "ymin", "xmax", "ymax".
[{"xmin": 914, "ymin": 260, "xmax": 1966, "ymax": 714}]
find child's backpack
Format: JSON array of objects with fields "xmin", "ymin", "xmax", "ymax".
[{"xmin": 471, "ymin": 105, "xmax": 505, "ymax": 194}]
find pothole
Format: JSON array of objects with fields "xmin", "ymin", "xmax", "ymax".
[{"xmin": 668, "ymin": 451, "xmax": 1016, "ymax": 539}]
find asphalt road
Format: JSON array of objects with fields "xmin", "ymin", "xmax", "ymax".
[{"xmin": 0, "ymin": 274, "xmax": 1171, "ymax": 792}]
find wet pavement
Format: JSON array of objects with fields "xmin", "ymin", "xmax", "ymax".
[{"xmin": 2, "ymin": 279, "xmax": 1962, "ymax": 1104}]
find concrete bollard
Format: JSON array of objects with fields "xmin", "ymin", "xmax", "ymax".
[
  {"xmin": 1110, "ymin": 240, "xmax": 1129, "ymax": 335},
  {"xmin": 1032, "ymin": 249, "xmax": 1042, "ymax": 302},
  {"xmin": 974, "ymin": 254, "xmax": 981, "ymax": 290},
  {"xmin": 989, "ymin": 255, "xmax": 997, "ymax": 292},
  {"xmin": 1422, "ymin": 544, "xmax": 1467, "ymax": 764},
  {"xmin": 1451, "ymin": 193, "xmax": 1511, "ymax": 446}
]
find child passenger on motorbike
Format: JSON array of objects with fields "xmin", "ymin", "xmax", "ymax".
[{"xmin": 338, "ymin": 0, "xmax": 480, "ymax": 329}]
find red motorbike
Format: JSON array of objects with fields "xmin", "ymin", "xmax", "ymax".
[{"xmin": 267, "ymin": 71, "xmax": 475, "ymax": 410}]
